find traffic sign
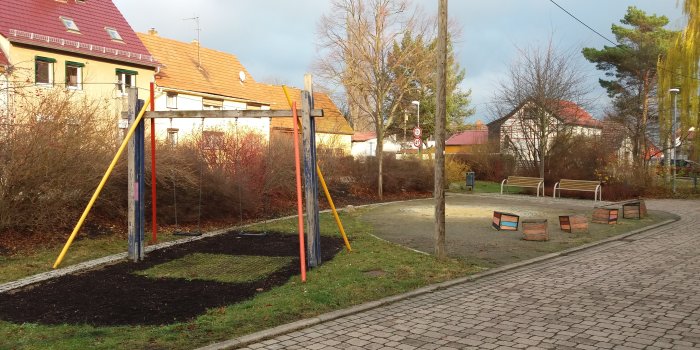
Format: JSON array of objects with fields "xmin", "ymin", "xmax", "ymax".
[
  {"xmin": 413, "ymin": 126, "xmax": 422, "ymax": 138},
  {"xmin": 412, "ymin": 138, "xmax": 422, "ymax": 147}
]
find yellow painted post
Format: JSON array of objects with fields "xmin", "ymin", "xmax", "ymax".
[
  {"xmin": 282, "ymin": 86, "xmax": 351, "ymax": 251},
  {"xmin": 52, "ymin": 98, "xmax": 151, "ymax": 269},
  {"xmin": 316, "ymin": 164, "xmax": 352, "ymax": 251}
]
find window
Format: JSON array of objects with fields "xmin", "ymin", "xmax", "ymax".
[
  {"xmin": 166, "ymin": 92, "xmax": 178, "ymax": 109},
  {"xmin": 202, "ymin": 98, "xmax": 223, "ymax": 110},
  {"xmin": 202, "ymin": 131, "xmax": 224, "ymax": 150},
  {"xmin": 105, "ymin": 27, "xmax": 122, "ymax": 41},
  {"xmin": 35, "ymin": 56, "xmax": 56, "ymax": 85},
  {"xmin": 115, "ymin": 68, "xmax": 137, "ymax": 94},
  {"xmin": 65, "ymin": 61, "xmax": 84, "ymax": 90},
  {"xmin": 167, "ymin": 128, "xmax": 179, "ymax": 147},
  {"xmin": 60, "ymin": 17, "xmax": 80, "ymax": 32}
]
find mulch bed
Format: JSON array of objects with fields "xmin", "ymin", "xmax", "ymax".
[{"xmin": 0, "ymin": 231, "xmax": 343, "ymax": 326}]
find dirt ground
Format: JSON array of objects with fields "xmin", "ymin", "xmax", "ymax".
[
  {"xmin": 0, "ymin": 232, "xmax": 342, "ymax": 326},
  {"xmin": 360, "ymin": 194, "xmax": 675, "ymax": 267}
]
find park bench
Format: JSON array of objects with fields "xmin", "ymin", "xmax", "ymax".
[
  {"xmin": 553, "ymin": 179, "xmax": 602, "ymax": 202},
  {"xmin": 500, "ymin": 176, "xmax": 544, "ymax": 197}
]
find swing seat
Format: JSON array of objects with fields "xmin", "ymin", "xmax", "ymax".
[
  {"xmin": 173, "ymin": 231, "xmax": 202, "ymax": 237},
  {"xmin": 238, "ymin": 231, "xmax": 268, "ymax": 237}
]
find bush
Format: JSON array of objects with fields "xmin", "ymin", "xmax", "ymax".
[
  {"xmin": 0, "ymin": 90, "xmax": 438, "ymax": 242},
  {"xmin": 451, "ymin": 146, "xmax": 515, "ymax": 182},
  {"xmin": 345, "ymin": 155, "xmax": 434, "ymax": 196},
  {"xmin": 445, "ymin": 156, "xmax": 471, "ymax": 184},
  {"xmin": 543, "ymin": 135, "xmax": 608, "ymax": 184},
  {"xmin": 0, "ymin": 91, "xmax": 120, "ymax": 236}
]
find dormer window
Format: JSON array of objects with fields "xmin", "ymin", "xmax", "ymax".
[
  {"xmin": 60, "ymin": 17, "xmax": 80, "ymax": 32},
  {"xmin": 105, "ymin": 27, "xmax": 122, "ymax": 41}
]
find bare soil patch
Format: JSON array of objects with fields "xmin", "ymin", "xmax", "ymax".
[{"xmin": 0, "ymin": 232, "xmax": 342, "ymax": 326}]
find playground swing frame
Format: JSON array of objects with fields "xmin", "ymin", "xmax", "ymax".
[{"xmin": 53, "ymin": 77, "xmax": 351, "ymax": 283}]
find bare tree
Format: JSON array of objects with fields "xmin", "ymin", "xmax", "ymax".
[
  {"xmin": 315, "ymin": 0, "xmax": 432, "ymax": 198},
  {"xmin": 492, "ymin": 41, "xmax": 591, "ymax": 178}
]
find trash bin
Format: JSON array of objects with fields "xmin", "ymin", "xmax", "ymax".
[{"xmin": 465, "ymin": 172, "xmax": 475, "ymax": 191}]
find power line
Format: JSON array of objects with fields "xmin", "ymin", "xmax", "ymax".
[
  {"xmin": 548, "ymin": 0, "xmax": 619, "ymax": 47},
  {"xmin": 548, "ymin": 0, "xmax": 698, "ymax": 81}
]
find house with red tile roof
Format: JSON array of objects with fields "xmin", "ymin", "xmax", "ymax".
[
  {"xmin": 487, "ymin": 100, "xmax": 602, "ymax": 164},
  {"xmin": 445, "ymin": 129, "xmax": 489, "ymax": 154},
  {"xmin": 138, "ymin": 31, "xmax": 353, "ymax": 153},
  {"xmin": 0, "ymin": 0, "xmax": 158, "ymax": 121},
  {"xmin": 350, "ymin": 131, "xmax": 402, "ymax": 157}
]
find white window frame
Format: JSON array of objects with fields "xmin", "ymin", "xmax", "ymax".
[
  {"xmin": 105, "ymin": 27, "xmax": 123, "ymax": 41},
  {"xmin": 65, "ymin": 62, "xmax": 83, "ymax": 90},
  {"xmin": 116, "ymin": 69, "xmax": 137, "ymax": 95},
  {"xmin": 166, "ymin": 92, "xmax": 178, "ymax": 109},
  {"xmin": 60, "ymin": 16, "xmax": 80, "ymax": 32},
  {"xmin": 35, "ymin": 57, "xmax": 55, "ymax": 86}
]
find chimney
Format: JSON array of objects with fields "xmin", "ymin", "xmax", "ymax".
[{"xmin": 148, "ymin": 28, "xmax": 158, "ymax": 36}]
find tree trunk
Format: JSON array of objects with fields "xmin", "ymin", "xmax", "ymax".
[
  {"xmin": 376, "ymin": 123, "xmax": 384, "ymax": 200},
  {"xmin": 640, "ymin": 72, "xmax": 650, "ymax": 175}
]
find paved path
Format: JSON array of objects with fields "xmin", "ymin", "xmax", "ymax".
[{"xmin": 236, "ymin": 199, "xmax": 700, "ymax": 350}]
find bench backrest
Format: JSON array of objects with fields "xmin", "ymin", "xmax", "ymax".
[
  {"xmin": 558, "ymin": 179, "xmax": 600, "ymax": 191},
  {"xmin": 507, "ymin": 176, "xmax": 544, "ymax": 187}
]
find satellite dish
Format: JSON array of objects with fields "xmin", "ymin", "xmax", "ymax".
[{"xmin": 239, "ymin": 71, "xmax": 246, "ymax": 82}]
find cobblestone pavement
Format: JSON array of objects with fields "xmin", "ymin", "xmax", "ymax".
[{"xmin": 238, "ymin": 199, "xmax": 700, "ymax": 350}]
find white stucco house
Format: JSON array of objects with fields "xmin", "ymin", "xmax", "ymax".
[
  {"xmin": 487, "ymin": 100, "xmax": 602, "ymax": 165},
  {"xmin": 351, "ymin": 131, "xmax": 402, "ymax": 158}
]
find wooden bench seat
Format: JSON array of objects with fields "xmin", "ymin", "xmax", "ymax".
[
  {"xmin": 553, "ymin": 179, "xmax": 601, "ymax": 202},
  {"xmin": 500, "ymin": 176, "xmax": 544, "ymax": 197}
]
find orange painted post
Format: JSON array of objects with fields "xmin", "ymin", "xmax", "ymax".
[
  {"xmin": 282, "ymin": 86, "xmax": 351, "ymax": 251},
  {"xmin": 150, "ymin": 82, "xmax": 158, "ymax": 243},
  {"xmin": 292, "ymin": 102, "xmax": 307, "ymax": 282}
]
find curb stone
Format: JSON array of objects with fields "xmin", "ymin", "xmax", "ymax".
[{"xmin": 196, "ymin": 214, "xmax": 679, "ymax": 350}]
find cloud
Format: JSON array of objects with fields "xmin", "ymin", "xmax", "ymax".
[{"xmin": 114, "ymin": 0, "xmax": 682, "ymax": 119}]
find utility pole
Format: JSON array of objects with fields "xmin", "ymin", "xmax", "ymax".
[{"xmin": 434, "ymin": 0, "xmax": 447, "ymax": 259}]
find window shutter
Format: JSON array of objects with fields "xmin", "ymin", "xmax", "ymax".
[{"xmin": 202, "ymin": 98, "xmax": 223, "ymax": 107}]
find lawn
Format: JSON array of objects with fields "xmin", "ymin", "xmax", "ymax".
[
  {"xmin": 449, "ymin": 180, "xmax": 524, "ymax": 194},
  {"xmin": 0, "ymin": 211, "xmax": 478, "ymax": 350}
]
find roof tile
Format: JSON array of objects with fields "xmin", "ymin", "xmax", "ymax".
[
  {"xmin": 0, "ymin": 49, "xmax": 8, "ymax": 67},
  {"xmin": 138, "ymin": 33, "xmax": 267, "ymax": 103},
  {"xmin": 0, "ymin": 0, "xmax": 156, "ymax": 67},
  {"xmin": 263, "ymin": 84, "xmax": 353, "ymax": 135},
  {"xmin": 446, "ymin": 130, "xmax": 488, "ymax": 146}
]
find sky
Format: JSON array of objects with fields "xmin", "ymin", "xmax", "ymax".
[{"xmin": 113, "ymin": 0, "xmax": 684, "ymax": 123}]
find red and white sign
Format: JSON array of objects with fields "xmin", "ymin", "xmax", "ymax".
[
  {"xmin": 412, "ymin": 126, "xmax": 422, "ymax": 138},
  {"xmin": 412, "ymin": 138, "xmax": 422, "ymax": 148}
]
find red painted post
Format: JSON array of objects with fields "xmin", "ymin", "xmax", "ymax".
[
  {"xmin": 150, "ymin": 82, "xmax": 158, "ymax": 243},
  {"xmin": 292, "ymin": 102, "xmax": 307, "ymax": 282}
]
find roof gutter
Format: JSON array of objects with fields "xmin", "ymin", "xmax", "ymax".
[{"xmin": 158, "ymin": 86, "xmax": 270, "ymax": 106}]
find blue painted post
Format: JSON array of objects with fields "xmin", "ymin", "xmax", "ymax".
[
  {"xmin": 302, "ymin": 75, "xmax": 321, "ymax": 267},
  {"xmin": 127, "ymin": 89, "xmax": 145, "ymax": 262},
  {"xmin": 136, "ymin": 99, "xmax": 145, "ymax": 260}
]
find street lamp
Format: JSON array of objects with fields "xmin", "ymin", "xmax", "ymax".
[
  {"xmin": 670, "ymin": 88, "xmax": 680, "ymax": 194},
  {"xmin": 411, "ymin": 100, "xmax": 420, "ymax": 128}
]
